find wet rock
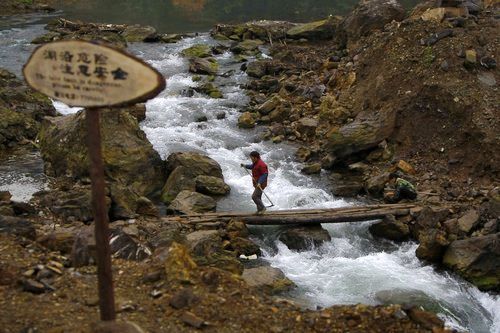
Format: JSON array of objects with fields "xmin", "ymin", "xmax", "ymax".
[
  {"xmin": 121, "ymin": 25, "xmax": 158, "ymax": 42},
  {"xmin": 246, "ymin": 61, "xmax": 268, "ymax": 78},
  {"xmin": 189, "ymin": 57, "xmax": 219, "ymax": 75},
  {"xmin": 340, "ymin": 0, "xmax": 406, "ymax": 42},
  {"xmin": 242, "ymin": 266, "xmax": 295, "ymax": 294},
  {"xmin": 415, "ymin": 228, "xmax": 449, "ymax": 262},
  {"xmin": 279, "ymin": 225, "xmax": 331, "ymax": 251},
  {"xmin": 168, "ymin": 191, "xmax": 217, "ymax": 214},
  {"xmin": 369, "ymin": 215, "xmax": 410, "ymax": 242},
  {"xmin": 230, "ymin": 39, "xmax": 264, "ymax": 55},
  {"xmin": 109, "ymin": 229, "xmax": 152, "ymax": 261},
  {"xmin": 195, "ymin": 175, "xmax": 231, "ymax": 196},
  {"xmin": 125, "ymin": 104, "xmax": 147, "ymax": 122},
  {"xmin": 0, "ymin": 216, "xmax": 36, "ymax": 240},
  {"xmin": 185, "ymin": 230, "xmax": 222, "ymax": 257},
  {"xmin": 181, "ymin": 44, "xmax": 212, "ymax": 58},
  {"xmin": 161, "ymin": 33, "xmax": 183, "ymax": 43},
  {"xmin": 229, "ymin": 237, "xmax": 261, "ymax": 256},
  {"xmin": 0, "ymin": 191, "xmax": 12, "ymax": 202},
  {"xmin": 295, "ymin": 147, "xmax": 312, "ymax": 162},
  {"xmin": 39, "ymin": 109, "xmax": 165, "ymax": 210},
  {"xmin": 11, "ymin": 201, "xmax": 35, "ymax": 216},
  {"xmin": 194, "ymin": 83, "xmax": 223, "ymax": 98},
  {"xmin": 442, "ymin": 233, "xmax": 500, "ymax": 290},
  {"xmin": 216, "ymin": 112, "xmax": 226, "ymax": 120},
  {"xmin": 286, "ymin": 16, "xmax": 341, "ymax": 40},
  {"xmin": 238, "ymin": 112, "xmax": 257, "ymax": 128},
  {"xmin": 406, "ymin": 307, "xmax": 445, "ymax": 331},
  {"xmin": 321, "ymin": 154, "xmax": 337, "ymax": 170},
  {"xmin": 301, "ymin": 163, "xmax": 322, "ymax": 175},
  {"xmin": 457, "ymin": 209, "xmax": 480, "ymax": 234}
]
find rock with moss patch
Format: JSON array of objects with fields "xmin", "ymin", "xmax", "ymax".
[
  {"xmin": 181, "ymin": 44, "xmax": 212, "ymax": 58},
  {"xmin": 121, "ymin": 25, "xmax": 159, "ymax": 42},
  {"xmin": 194, "ymin": 83, "xmax": 223, "ymax": 98},
  {"xmin": 443, "ymin": 233, "xmax": 499, "ymax": 291},
  {"xmin": 238, "ymin": 112, "xmax": 257, "ymax": 129},
  {"xmin": 189, "ymin": 57, "xmax": 219, "ymax": 75},
  {"xmin": 286, "ymin": 16, "xmax": 341, "ymax": 40},
  {"xmin": 195, "ymin": 175, "xmax": 230, "ymax": 196}
]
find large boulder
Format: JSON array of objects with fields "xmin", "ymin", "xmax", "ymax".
[
  {"xmin": 211, "ymin": 21, "xmax": 296, "ymax": 42},
  {"xmin": 181, "ymin": 44, "xmax": 212, "ymax": 58},
  {"xmin": 415, "ymin": 228, "xmax": 449, "ymax": 262},
  {"xmin": 324, "ymin": 108, "xmax": 396, "ymax": 159},
  {"xmin": 195, "ymin": 175, "xmax": 230, "ymax": 196},
  {"xmin": 38, "ymin": 109, "xmax": 165, "ymax": 218},
  {"xmin": 161, "ymin": 152, "xmax": 228, "ymax": 203},
  {"xmin": 286, "ymin": 16, "xmax": 341, "ymax": 40},
  {"xmin": 121, "ymin": 25, "xmax": 159, "ymax": 42},
  {"xmin": 0, "ymin": 68, "xmax": 56, "ymax": 150},
  {"xmin": 278, "ymin": 225, "xmax": 331, "ymax": 251},
  {"xmin": 167, "ymin": 191, "xmax": 217, "ymax": 214},
  {"xmin": 442, "ymin": 233, "xmax": 500, "ymax": 291},
  {"xmin": 188, "ymin": 57, "xmax": 219, "ymax": 75},
  {"xmin": 369, "ymin": 215, "xmax": 410, "ymax": 241},
  {"xmin": 242, "ymin": 266, "xmax": 295, "ymax": 294},
  {"xmin": 340, "ymin": 0, "xmax": 406, "ymax": 42}
]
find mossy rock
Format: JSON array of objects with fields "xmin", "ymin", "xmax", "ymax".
[{"xmin": 181, "ymin": 44, "xmax": 212, "ymax": 58}]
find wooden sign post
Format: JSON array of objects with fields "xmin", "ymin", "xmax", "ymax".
[{"xmin": 23, "ymin": 40, "xmax": 166, "ymax": 321}]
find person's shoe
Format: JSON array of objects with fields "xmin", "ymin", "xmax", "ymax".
[{"xmin": 256, "ymin": 207, "xmax": 267, "ymax": 215}]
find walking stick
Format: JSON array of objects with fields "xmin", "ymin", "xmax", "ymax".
[{"xmin": 243, "ymin": 167, "xmax": 275, "ymax": 207}]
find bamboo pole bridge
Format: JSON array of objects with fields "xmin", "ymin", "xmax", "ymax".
[{"xmin": 162, "ymin": 203, "xmax": 422, "ymax": 225}]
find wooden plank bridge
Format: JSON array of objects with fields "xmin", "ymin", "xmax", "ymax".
[{"xmin": 162, "ymin": 203, "xmax": 422, "ymax": 225}]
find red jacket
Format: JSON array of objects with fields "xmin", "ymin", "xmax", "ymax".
[{"xmin": 252, "ymin": 159, "xmax": 268, "ymax": 189}]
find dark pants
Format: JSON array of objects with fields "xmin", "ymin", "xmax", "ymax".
[
  {"xmin": 394, "ymin": 186, "xmax": 417, "ymax": 202},
  {"xmin": 252, "ymin": 187, "xmax": 265, "ymax": 211}
]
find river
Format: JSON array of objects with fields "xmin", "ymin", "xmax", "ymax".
[{"xmin": 0, "ymin": 9, "xmax": 499, "ymax": 333}]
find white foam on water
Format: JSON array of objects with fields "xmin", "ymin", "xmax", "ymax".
[
  {"xmin": 51, "ymin": 100, "xmax": 82, "ymax": 115},
  {"xmin": 131, "ymin": 36, "xmax": 500, "ymax": 332}
]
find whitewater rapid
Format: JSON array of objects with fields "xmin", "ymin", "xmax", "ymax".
[{"xmin": 0, "ymin": 22, "xmax": 498, "ymax": 332}]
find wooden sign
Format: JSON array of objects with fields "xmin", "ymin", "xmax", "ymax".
[{"xmin": 23, "ymin": 40, "xmax": 165, "ymax": 107}]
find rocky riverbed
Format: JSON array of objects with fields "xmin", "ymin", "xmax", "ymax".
[{"xmin": 0, "ymin": 0, "xmax": 499, "ymax": 332}]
